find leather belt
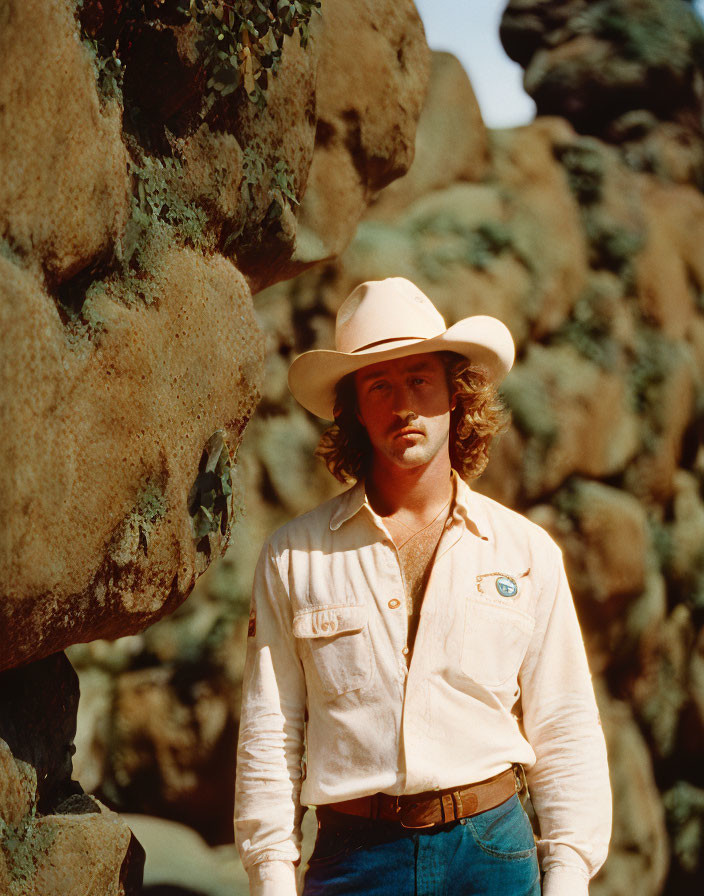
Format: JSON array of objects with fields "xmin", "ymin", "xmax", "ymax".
[{"xmin": 316, "ymin": 765, "xmax": 524, "ymax": 830}]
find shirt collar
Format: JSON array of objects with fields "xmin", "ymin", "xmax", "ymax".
[
  {"xmin": 329, "ymin": 469, "xmax": 491, "ymax": 541},
  {"xmin": 451, "ymin": 471, "xmax": 492, "ymax": 542},
  {"xmin": 329, "ymin": 478, "xmax": 370, "ymax": 531}
]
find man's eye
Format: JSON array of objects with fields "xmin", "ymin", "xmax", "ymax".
[{"xmin": 411, "ymin": 377, "xmax": 427, "ymax": 385}]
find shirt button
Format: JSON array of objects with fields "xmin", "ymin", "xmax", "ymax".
[
  {"xmin": 402, "ymin": 646, "xmax": 409, "ymax": 656},
  {"xmin": 388, "ymin": 598, "xmax": 401, "ymax": 609}
]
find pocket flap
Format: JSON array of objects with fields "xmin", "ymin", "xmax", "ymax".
[{"xmin": 292, "ymin": 604, "xmax": 367, "ymax": 639}]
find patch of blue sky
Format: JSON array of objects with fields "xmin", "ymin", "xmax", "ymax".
[{"xmin": 414, "ymin": 0, "xmax": 704, "ymax": 129}]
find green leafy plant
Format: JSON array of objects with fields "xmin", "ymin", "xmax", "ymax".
[
  {"xmin": 582, "ymin": 213, "xmax": 644, "ymax": 293},
  {"xmin": 554, "ymin": 139, "xmax": 605, "ymax": 205},
  {"xmin": 84, "ymin": 144, "xmax": 212, "ymax": 312},
  {"xmin": 628, "ymin": 327, "xmax": 673, "ymax": 417},
  {"xmin": 0, "ymin": 801, "xmax": 57, "ymax": 883},
  {"xmin": 82, "ymin": 35, "xmax": 124, "ymax": 105},
  {"xmin": 553, "ymin": 285, "xmax": 620, "ymax": 370},
  {"xmin": 177, "ymin": 0, "xmax": 321, "ymax": 110},
  {"xmin": 223, "ymin": 141, "xmax": 298, "ymax": 251},
  {"xmin": 411, "ymin": 213, "xmax": 514, "ymax": 281},
  {"xmin": 188, "ymin": 430, "xmax": 234, "ymax": 544}
]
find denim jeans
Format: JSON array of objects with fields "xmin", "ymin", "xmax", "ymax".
[{"xmin": 302, "ymin": 794, "xmax": 541, "ymax": 895}]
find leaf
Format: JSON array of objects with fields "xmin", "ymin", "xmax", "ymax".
[
  {"xmin": 261, "ymin": 27, "xmax": 278, "ymax": 53},
  {"xmin": 243, "ymin": 54, "xmax": 256, "ymax": 94},
  {"xmin": 205, "ymin": 434, "xmax": 225, "ymax": 472}
]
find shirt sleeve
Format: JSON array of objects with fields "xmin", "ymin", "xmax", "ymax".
[
  {"xmin": 234, "ymin": 539, "xmax": 307, "ymax": 896},
  {"xmin": 518, "ymin": 540, "xmax": 612, "ymax": 894}
]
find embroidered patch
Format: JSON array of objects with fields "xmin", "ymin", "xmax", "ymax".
[
  {"xmin": 248, "ymin": 607, "xmax": 256, "ymax": 638},
  {"xmin": 495, "ymin": 575, "xmax": 518, "ymax": 597},
  {"xmin": 475, "ymin": 570, "xmax": 529, "ymax": 600}
]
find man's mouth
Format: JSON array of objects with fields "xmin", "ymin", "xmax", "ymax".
[{"xmin": 393, "ymin": 427, "xmax": 424, "ymax": 439}]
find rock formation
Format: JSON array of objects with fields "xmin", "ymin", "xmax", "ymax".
[
  {"xmin": 0, "ymin": 0, "xmax": 428, "ymax": 674},
  {"xmin": 0, "ymin": 0, "xmax": 429, "ymax": 891},
  {"xmin": 5, "ymin": 1, "xmax": 704, "ymax": 895},
  {"xmin": 75, "ymin": 3, "xmax": 702, "ymax": 892},
  {"xmin": 0, "ymin": 654, "xmax": 145, "ymax": 894}
]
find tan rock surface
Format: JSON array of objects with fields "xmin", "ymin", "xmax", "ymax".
[
  {"xmin": 293, "ymin": 0, "xmax": 430, "ymax": 266},
  {"xmin": 489, "ymin": 118, "xmax": 590, "ymax": 338},
  {"xmin": 0, "ymin": 801, "xmax": 136, "ymax": 896},
  {"xmin": 0, "ymin": 739, "xmax": 34, "ymax": 827},
  {"xmin": 122, "ymin": 814, "xmax": 248, "ymax": 896},
  {"xmin": 0, "ymin": 249, "xmax": 263, "ymax": 671},
  {"xmin": 623, "ymin": 340, "xmax": 697, "ymax": 503},
  {"xmin": 367, "ymin": 51, "xmax": 489, "ymax": 220},
  {"xmin": 109, "ymin": 663, "xmax": 237, "ymax": 844},
  {"xmin": 0, "ymin": 653, "xmax": 144, "ymax": 895},
  {"xmin": 635, "ymin": 180, "xmax": 704, "ymax": 339},
  {"xmin": 551, "ymin": 479, "xmax": 650, "ymax": 624},
  {"xmin": 500, "ymin": 0, "xmax": 704, "ymax": 170},
  {"xmin": 0, "ymin": 0, "xmax": 130, "ymax": 284},
  {"xmin": 592, "ymin": 687, "xmax": 670, "ymax": 896},
  {"xmin": 501, "ymin": 343, "xmax": 640, "ymax": 500},
  {"xmin": 632, "ymin": 605, "xmax": 695, "ymax": 760},
  {"xmin": 212, "ymin": 23, "xmax": 322, "ymax": 291}
]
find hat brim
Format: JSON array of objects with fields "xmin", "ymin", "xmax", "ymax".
[{"xmin": 287, "ymin": 315, "xmax": 515, "ymax": 420}]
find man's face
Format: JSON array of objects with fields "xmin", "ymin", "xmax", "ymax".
[{"xmin": 354, "ymin": 352, "xmax": 453, "ymax": 471}]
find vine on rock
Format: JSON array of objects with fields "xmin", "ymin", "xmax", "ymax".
[{"xmin": 177, "ymin": 0, "xmax": 322, "ymax": 111}]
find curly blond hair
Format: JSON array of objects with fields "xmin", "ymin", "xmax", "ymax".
[{"xmin": 315, "ymin": 351, "xmax": 511, "ymax": 484}]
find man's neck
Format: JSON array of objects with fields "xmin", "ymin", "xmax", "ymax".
[{"xmin": 365, "ymin": 451, "xmax": 454, "ymax": 520}]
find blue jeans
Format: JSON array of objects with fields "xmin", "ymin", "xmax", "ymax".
[{"xmin": 302, "ymin": 794, "xmax": 541, "ymax": 895}]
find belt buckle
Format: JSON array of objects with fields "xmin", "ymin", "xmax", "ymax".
[
  {"xmin": 514, "ymin": 764, "xmax": 528, "ymax": 799},
  {"xmin": 395, "ymin": 795, "xmax": 438, "ymax": 830}
]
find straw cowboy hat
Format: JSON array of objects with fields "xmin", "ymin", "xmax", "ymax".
[{"xmin": 288, "ymin": 277, "xmax": 515, "ymax": 420}]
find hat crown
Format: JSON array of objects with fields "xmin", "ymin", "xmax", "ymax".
[{"xmin": 335, "ymin": 278, "xmax": 446, "ymax": 354}]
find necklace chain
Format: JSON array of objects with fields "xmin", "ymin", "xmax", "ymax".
[{"xmin": 383, "ymin": 495, "xmax": 452, "ymax": 549}]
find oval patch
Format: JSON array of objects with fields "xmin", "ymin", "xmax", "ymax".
[{"xmin": 495, "ymin": 576, "xmax": 518, "ymax": 597}]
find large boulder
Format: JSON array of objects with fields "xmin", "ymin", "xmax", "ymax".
[
  {"xmin": 0, "ymin": 249, "xmax": 262, "ymax": 671},
  {"xmin": 0, "ymin": 0, "xmax": 130, "ymax": 285},
  {"xmin": 500, "ymin": 0, "xmax": 704, "ymax": 188},
  {"xmin": 592, "ymin": 686, "xmax": 670, "ymax": 896},
  {"xmin": 292, "ymin": 0, "xmax": 430, "ymax": 267},
  {"xmin": 0, "ymin": 0, "xmax": 430, "ymax": 672},
  {"xmin": 0, "ymin": 653, "xmax": 144, "ymax": 895},
  {"xmin": 367, "ymin": 51, "xmax": 489, "ymax": 220}
]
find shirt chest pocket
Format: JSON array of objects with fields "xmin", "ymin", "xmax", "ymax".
[
  {"xmin": 461, "ymin": 599, "xmax": 535, "ymax": 689},
  {"xmin": 292, "ymin": 604, "xmax": 373, "ymax": 699}
]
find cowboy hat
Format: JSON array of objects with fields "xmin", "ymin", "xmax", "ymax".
[{"xmin": 287, "ymin": 277, "xmax": 515, "ymax": 420}]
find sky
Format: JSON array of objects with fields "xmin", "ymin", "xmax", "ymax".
[{"xmin": 414, "ymin": 0, "xmax": 704, "ymax": 129}]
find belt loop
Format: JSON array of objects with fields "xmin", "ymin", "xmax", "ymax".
[{"xmin": 441, "ymin": 793, "xmax": 455, "ymax": 823}]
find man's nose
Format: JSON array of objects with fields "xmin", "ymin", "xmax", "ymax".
[{"xmin": 391, "ymin": 384, "xmax": 416, "ymax": 418}]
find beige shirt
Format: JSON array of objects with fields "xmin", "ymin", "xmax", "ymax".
[{"xmin": 234, "ymin": 471, "xmax": 612, "ymax": 896}]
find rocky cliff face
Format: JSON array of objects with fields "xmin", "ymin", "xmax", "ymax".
[
  {"xmin": 0, "ymin": 1, "xmax": 429, "ymax": 891},
  {"xmin": 0, "ymin": 0, "xmax": 428, "ymax": 675},
  {"xmin": 65, "ymin": 4, "xmax": 704, "ymax": 894},
  {"xmin": 6, "ymin": 1, "xmax": 704, "ymax": 894}
]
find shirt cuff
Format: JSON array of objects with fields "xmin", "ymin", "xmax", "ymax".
[
  {"xmin": 247, "ymin": 859, "xmax": 298, "ymax": 896},
  {"xmin": 542, "ymin": 865, "xmax": 590, "ymax": 896}
]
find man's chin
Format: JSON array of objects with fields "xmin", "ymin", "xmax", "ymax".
[{"xmin": 385, "ymin": 447, "xmax": 433, "ymax": 469}]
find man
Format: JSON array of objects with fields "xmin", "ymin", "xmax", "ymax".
[{"xmin": 235, "ymin": 277, "xmax": 612, "ymax": 896}]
